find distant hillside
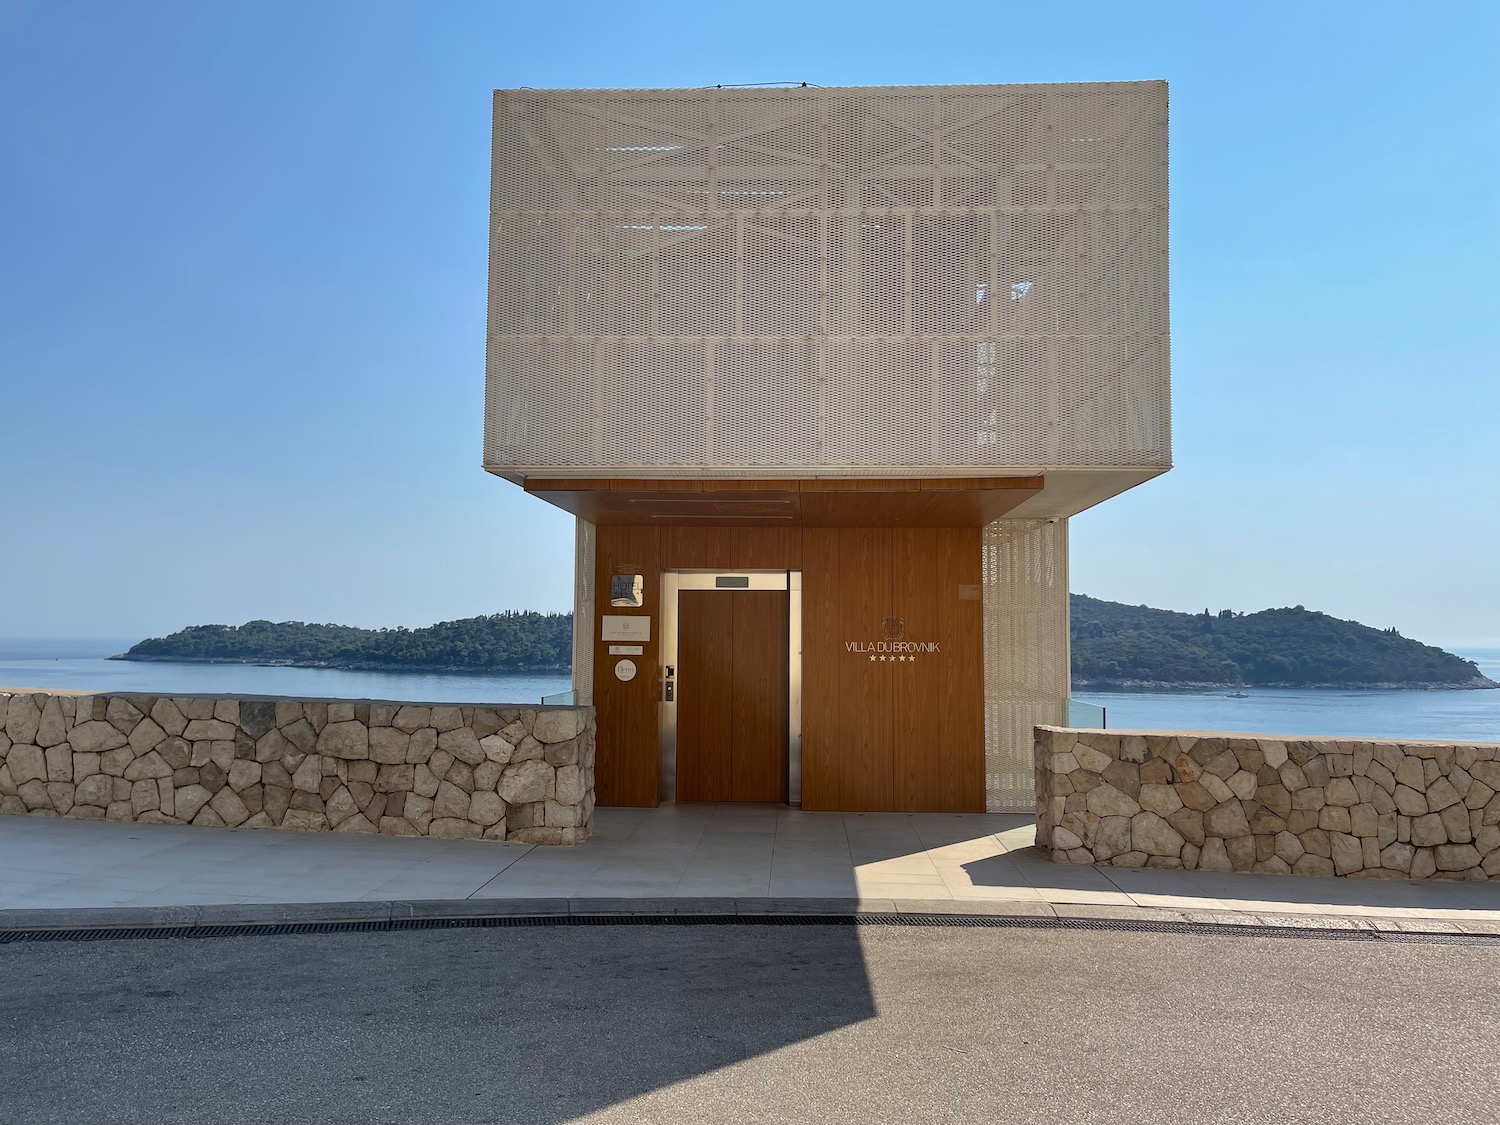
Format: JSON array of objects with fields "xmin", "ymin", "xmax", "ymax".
[
  {"xmin": 117, "ymin": 598, "xmax": 1493, "ymax": 690},
  {"xmin": 116, "ymin": 612, "xmax": 571, "ymax": 673},
  {"xmin": 1071, "ymin": 595, "xmax": 1493, "ymax": 690}
]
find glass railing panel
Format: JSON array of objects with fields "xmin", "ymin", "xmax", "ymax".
[
  {"xmin": 540, "ymin": 689, "xmax": 577, "ymax": 706},
  {"xmin": 1066, "ymin": 698, "xmax": 1107, "ymax": 729}
]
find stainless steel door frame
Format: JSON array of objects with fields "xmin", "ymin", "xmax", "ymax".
[{"xmin": 658, "ymin": 570, "xmax": 802, "ymax": 805}]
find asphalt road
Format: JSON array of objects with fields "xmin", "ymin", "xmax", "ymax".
[{"xmin": 2, "ymin": 922, "xmax": 1498, "ymax": 1124}]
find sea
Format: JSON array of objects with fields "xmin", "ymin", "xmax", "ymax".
[{"xmin": 1, "ymin": 640, "xmax": 1497, "ymax": 743}]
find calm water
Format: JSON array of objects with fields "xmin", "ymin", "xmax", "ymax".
[
  {"xmin": 1076, "ymin": 648, "xmax": 1500, "ymax": 743},
  {"xmin": 2, "ymin": 640, "xmax": 1497, "ymax": 742},
  {"xmin": 0, "ymin": 641, "xmax": 571, "ymax": 705}
]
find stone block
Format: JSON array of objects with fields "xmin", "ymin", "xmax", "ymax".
[
  {"xmin": 494, "ymin": 761, "xmax": 554, "ymax": 809},
  {"xmin": 1193, "ymin": 837, "xmax": 1228, "ymax": 871},
  {"xmin": 206, "ymin": 788, "xmax": 248, "ymax": 826},
  {"xmin": 5, "ymin": 696, "xmax": 41, "ymax": 744},
  {"xmin": 228, "ymin": 760, "xmax": 261, "ymax": 791},
  {"xmin": 375, "ymin": 764, "xmax": 413, "ymax": 793},
  {"xmin": 1411, "ymin": 813, "xmax": 1447, "ymax": 847},
  {"xmin": 1426, "ymin": 776, "xmax": 1461, "ymax": 812},
  {"xmin": 471, "ymin": 708, "xmax": 502, "ymax": 740},
  {"xmin": 480, "ymin": 734, "xmax": 516, "ymax": 766},
  {"xmin": 533, "ymin": 709, "xmax": 583, "ymax": 745},
  {"xmin": 1395, "ymin": 757, "xmax": 1426, "ymax": 790},
  {"xmin": 369, "ymin": 727, "xmax": 409, "ymax": 764},
  {"xmin": 430, "ymin": 706, "xmax": 464, "ymax": 733},
  {"xmin": 1085, "ymin": 784, "xmax": 1139, "ymax": 818},
  {"xmin": 428, "ymin": 749, "xmax": 454, "ymax": 781},
  {"xmin": 1435, "ymin": 843, "xmax": 1482, "ymax": 871},
  {"xmin": 1331, "ymin": 832, "xmax": 1363, "ymax": 874},
  {"xmin": 291, "ymin": 757, "xmax": 322, "ymax": 793},
  {"xmin": 324, "ymin": 786, "xmax": 359, "ymax": 827},
  {"xmin": 281, "ymin": 809, "xmax": 329, "ymax": 832},
  {"xmin": 183, "ymin": 718, "xmax": 236, "ymax": 742},
  {"xmin": 8, "ymin": 744, "xmax": 46, "ymax": 786},
  {"xmin": 1130, "ymin": 811, "xmax": 1184, "ymax": 857},
  {"xmin": 1226, "ymin": 771, "xmax": 1258, "ymax": 801},
  {"xmin": 35, "ymin": 697, "xmax": 66, "ymax": 748},
  {"xmin": 334, "ymin": 812, "xmax": 376, "ymax": 834},
  {"xmin": 1224, "ymin": 835, "xmax": 1255, "ymax": 871},
  {"xmin": 1440, "ymin": 801, "xmax": 1473, "ymax": 844},
  {"xmin": 346, "ymin": 759, "xmax": 377, "ymax": 784},
  {"xmin": 1300, "ymin": 828, "xmax": 1332, "ymax": 858},
  {"xmin": 130, "ymin": 778, "xmax": 160, "ymax": 816},
  {"xmin": 281, "ymin": 719, "xmax": 317, "ymax": 756},
  {"xmin": 1203, "ymin": 800, "xmax": 1250, "ymax": 838},
  {"xmin": 391, "ymin": 706, "xmax": 430, "ymax": 733},
  {"xmin": 438, "ymin": 728, "xmax": 485, "ymax": 765},
  {"xmin": 434, "ymin": 780, "xmax": 471, "ymax": 820},
  {"xmin": 1318, "ymin": 806, "xmax": 1351, "ymax": 833},
  {"xmin": 469, "ymin": 791, "xmax": 505, "ymax": 826},
  {"xmin": 316, "ymin": 721, "xmax": 368, "ymax": 760},
  {"xmin": 123, "ymin": 750, "xmax": 172, "ymax": 781},
  {"xmin": 429, "ymin": 817, "xmax": 481, "ymax": 839},
  {"xmin": 69, "ymin": 721, "xmax": 127, "ymax": 755}
]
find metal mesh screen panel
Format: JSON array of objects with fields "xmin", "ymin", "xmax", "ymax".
[
  {"xmin": 982, "ymin": 518, "xmax": 1068, "ymax": 812},
  {"xmin": 487, "ymin": 82, "xmax": 1169, "ymax": 478},
  {"xmin": 572, "ymin": 518, "xmax": 595, "ymax": 706}
]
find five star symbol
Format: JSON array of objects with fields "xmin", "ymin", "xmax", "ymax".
[{"xmin": 868, "ymin": 654, "xmax": 917, "ymax": 663}]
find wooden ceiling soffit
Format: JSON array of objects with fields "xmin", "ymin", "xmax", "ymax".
[{"xmin": 522, "ymin": 477, "xmax": 1045, "ymax": 527}]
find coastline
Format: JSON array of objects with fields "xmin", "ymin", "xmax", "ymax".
[
  {"xmin": 110, "ymin": 654, "xmax": 571, "ymax": 677},
  {"xmin": 1073, "ymin": 676, "xmax": 1499, "ymax": 693},
  {"xmin": 111, "ymin": 654, "xmax": 1497, "ymax": 692}
]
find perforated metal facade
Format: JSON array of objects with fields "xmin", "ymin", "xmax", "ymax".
[
  {"xmin": 487, "ymin": 82, "xmax": 1170, "ymax": 504},
  {"xmin": 982, "ymin": 518, "xmax": 1069, "ymax": 811}
]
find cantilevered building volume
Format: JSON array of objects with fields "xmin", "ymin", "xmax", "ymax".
[{"xmin": 486, "ymin": 82, "xmax": 1170, "ymax": 812}]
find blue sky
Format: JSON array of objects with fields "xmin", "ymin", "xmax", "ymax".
[{"xmin": 2, "ymin": 1, "xmax": 1496, "ymax": 645}]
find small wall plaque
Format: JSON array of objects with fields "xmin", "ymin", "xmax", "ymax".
[
  {"xmin": 601, "ymin": 615, "xmax": 651, "ymax": 642},
  {"xmin": 614, "ymin": 658, "xmax": 638, "ymax": 682},
  {"xmin": 608, "ymin": 644, "xmax": 644, "ymax": 655}
]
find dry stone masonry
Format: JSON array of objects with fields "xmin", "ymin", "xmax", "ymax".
[
  {"xmin": 0, "ymin": 691, "xmax": 595, "ymax": 844},
  {"xmin": 1036, "ymin": 726, "xmax": 1500, "ymax": 880}
]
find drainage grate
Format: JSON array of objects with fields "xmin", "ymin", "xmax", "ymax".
[{"xmin": 0, "ymin": 913, "xmax": 1494, "ymax": 946}]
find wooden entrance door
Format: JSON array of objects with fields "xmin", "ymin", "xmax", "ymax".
[{"xmin": 677, "ymin": 590, "xmax": 788, "ymax": 803}]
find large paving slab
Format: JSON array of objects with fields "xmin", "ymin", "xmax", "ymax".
[{"xmin": 1, "ymin": 804, "xmax": 1498, "ymax": 933}]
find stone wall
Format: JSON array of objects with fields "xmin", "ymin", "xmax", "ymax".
[
  {"xmin": 0, "ymin": 691, "xmax": 595, "ymax": 844},
  {"xmin": 1036, "ymin": 726, "xmax": 1500, "ymax": 880}
]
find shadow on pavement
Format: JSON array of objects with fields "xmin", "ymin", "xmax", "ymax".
[{"xmin": 0, "ymin": 924, "xmax": 877, "ymax": 1125}]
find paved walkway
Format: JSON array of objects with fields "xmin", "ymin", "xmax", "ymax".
[{"xmin": 3, "ymin": 804, "xmax": 1499, "ymax": 932}]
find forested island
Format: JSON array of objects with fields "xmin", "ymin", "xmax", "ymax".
[
  {"xmin": 115, "ymin": 612, "xmax": 572, "ymax": 674},
  {"xmin": 1070, "ymin": 595, "xmax": 1493, "ymax": 690},
  {"xmin": 116, "ymin": 598, "xmax": 1494, "ymax": 690}
]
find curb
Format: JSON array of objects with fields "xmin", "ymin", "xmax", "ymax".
[{"xmin": 1, "ymin": 897, "xmax": 1497, "ymax": 938}]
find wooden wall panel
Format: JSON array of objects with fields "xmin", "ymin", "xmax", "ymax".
[
  {"xmin": 592, "ymin": 525, "xmax": 661, "ymax": 806},
  {"xmin": 591, "ymin": 520, "xmax": 982, "ymax": 813},
  {"xmin": 799, "ymin": 529, "xmax": 842, "ymax": 812},
  {"xmin": 658, "ymin": 526, "xmax": 802, "ymax": 570},
  {"xmin": 802, "ymin": 527, "xmax": 983, "ymax": 814},
  {"xmin": 892, "ymin": 528, "xmax": 942, "ymax": 811}
]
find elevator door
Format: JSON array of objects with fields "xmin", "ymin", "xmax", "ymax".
[{"xmin": 677, "ymin": 590, "xmax": 789, "ymax": 803}]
